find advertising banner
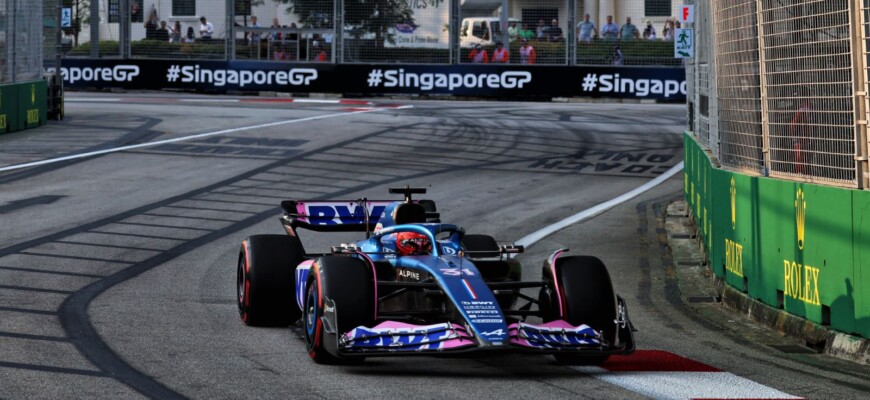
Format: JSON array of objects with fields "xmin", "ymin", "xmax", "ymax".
[
  {"xmin": 388, "ymin": 0, "xmax": 450, "ymax": 48},
  {"xmin": 54, "ymin": 59, "xmax": 687, "ymax": 100}
]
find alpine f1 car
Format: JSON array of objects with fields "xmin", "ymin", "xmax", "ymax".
[{"xmin": 237, "ymin": 187, "xmax": 635, "ymax": 364}]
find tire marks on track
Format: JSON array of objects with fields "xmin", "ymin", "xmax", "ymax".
[{"xmin": 0, "ymin": 114, "xmax": 679, "ymax": 398}]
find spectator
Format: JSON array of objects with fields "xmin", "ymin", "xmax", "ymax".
[
  {"xmin": 274, "ymin": 46, "xmax": 286, "ymax": 60},
  {"xmin": 491, "ymin": 41, "xmax": 509, "ymax": 63},
  {"xmin": 620, "ymin": 17, "xmax": 639, "ymax": 40},
  {"xmin": 643, "ymin": 20, "xmax": 657, "ymax": 40},
  {"xmin": 314, "ymin": 45, "xmax": 328, "ymax": 62},
  {"xmin": 469, "ymin": 44, "xmax": 488, "ymax": 63},
  {"xmin": 508, "ymin": 21, "xmax": 519, "ymax": 41},
  {"xmin": 144, "ymin": 12, "xmax": 159, "ymax": 40},
  {"xmin": 287, "ymin": 23, "xmax": 299, "ymax": 42},
  {"xmin": 155, "ymin": 21, "xmax": 170, "ymax": 42},
  {"xmin": 248, "ymin": 16, "xmax": 261, "ymax": 43},
  {"xmin": 270, "ymin": 18, "xmax": 282, "ymax": 41},
  {"xmin": 184, "ymin": 27, "xmax": 195, "ymax": 43},
  {"xmin": 536, "ymin": 19, "xmax": 548, "ymax": 41},
  {"xmin": 131, "ymin": 1, "xmax": 142, "ymax": 23},
  {"xmin": 611, "ymin": 44, "xmax": 623, "ymax": 65},
  {"xmin": 199, "ymin": 16, "xmax": 214, "ymax": 40},
  {"xmin": 576, "ymin": 13, "xmax": 597, "ymax": 43},
  {"xmin": 518, "ymin": 23, "xmax": 535, "ymax": 40},
  {"xmin": 548, "ymin": 19, "xmax": 563, "ymax": 41},
  {"xmin": 662, "ymin": 19, "xmax": 675, "ymax": 41},
  {"xmin": 169, "ymin": 21, "xmax": 182, "ymax": 43},
  {"xmin": 600, "ymin": 15, "xmax": 619, "ymax": 40},
  {"xmin": 789, "ymin": 91, "xmax": 814, "ymax": 175},
  {"xmin": 519, "ymin": 39, "xmax": 536, "ymax": 64},
  {"xmin": 547, "ymin": 19, "xmax": 564, "ymax": 42}
]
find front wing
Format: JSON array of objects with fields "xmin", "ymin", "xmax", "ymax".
[{"xmin": 319, "ymin": 296, "xmax": 636, "ymax": 358}]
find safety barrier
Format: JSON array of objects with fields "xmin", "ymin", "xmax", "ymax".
[
  {"xmin": 52, "ymin": 58, "xmax": 686, "ymax": 100},
  {"xmin": 0, "ymin": 80, "xmax": 48, "ymax": 134},
  {"xmin": 685, "ymin": 133, "xmax": 869, "ymax": 339}
]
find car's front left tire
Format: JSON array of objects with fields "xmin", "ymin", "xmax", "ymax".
[{"xmin": 304, "ymin": 255, "xmax": 376, "ymax": 364}]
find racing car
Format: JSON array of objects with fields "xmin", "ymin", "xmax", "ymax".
[{"xmin": 236, "ymin": 187, "xmax": 635, "ymax": 364}]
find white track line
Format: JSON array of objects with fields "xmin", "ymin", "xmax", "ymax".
[
  {"xmin": 0, "ymin": 108, "xmax": 399, "ymax": 173},
  {"xmin": 515, "ymin": 162, "xmax": 684, "ymax": 247},
  {"xmin": 65, "ymin": 98, "xmax": 124, "ymax": 102},
  {"xmin": 573, "ymin": 368, "xmax": 801, "ymax": 400}
]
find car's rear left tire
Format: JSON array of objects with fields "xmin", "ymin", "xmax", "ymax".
[{"xmin": 237, "ymin": 235, "xmax": 304, "ymax": 327}]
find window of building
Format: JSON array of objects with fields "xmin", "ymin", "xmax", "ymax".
[
  {"xmin": 108, "ymin": 0, "xmax": 120, "ymax": 23},
  {"xmin": 172, "ymin": 0, "xmax": 196, "ymax": 17},
  {"xmin": 645, "ymin": 0, "xmax": 671, "ymax": 17}
]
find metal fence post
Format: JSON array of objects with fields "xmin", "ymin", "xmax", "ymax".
[
  {"xmin": 754, "ymin": 0, "xmax": 771, "ymax": 175},
  {"xmin": 567, "ymin": 0, "xmax": 575, "ymax": 65},
  {"xmin": 90, "ymin": 0, "xmax": 99, "ymax": 58},
  {"xmin": 852, "ymin": 0, "xmax": 869, "ymax": 188},
  {"xmin": 334, "ymin": 0, "xmax": 343, "ymax": 63},
  {"xmin": 120, "ymin": 0, "xmax": 130, "ymax": 59},
  {"xmin": 450, "ymin": 0, "xmax": 459, "ymax": 65},
  {"xmin": 55, "ymin": 0, "xmax": 62, "ymax": 70},
  {"xmin": 227, "ymin": 0, "xmax": 234, "ymax": 61}
]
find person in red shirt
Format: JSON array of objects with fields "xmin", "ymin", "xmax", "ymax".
[
  {"xmin": 469, "ymin": 44, "xmax": 488, "ymax": 63},
  {"xmin": 313, "ymin": 44, "xmax": 328, "ymax": 62},
  {"xmin": 491, "ymin": 41, "xmax": 509, "ymax": 63},
  {"xmin": 789, "ymin": 97, "xmax": 813, "ymax": 174}
]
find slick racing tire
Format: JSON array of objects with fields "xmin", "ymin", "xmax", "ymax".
[
  {"xmin": 552, "ymin": 255, "xmax": 616, "ymax": 366},
  {"xmin": 304, "ymin": 256, "xmax": 376, "ymax": 364},
  {"xmin": 237, "ymin": 235, "xmax": 304, "ymax": 327}
]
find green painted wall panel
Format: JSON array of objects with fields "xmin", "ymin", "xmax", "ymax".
[
  {"xmin": 851, "ymin": 191, "xmax": 870, "ymax": 337},
  {"xmin": 801, "ymin": 184, "xmax": 853, "ymax": 331},
  {"xmin": 0, "ymin": 84, "xmax": 18, "ymax": 133},
  {"xmin": 17, "ymin": 80, "xmax": 47, "ymax": 130},
  {"xmin": 685, "ymin": 133, "xmax": 868, "ymax": 338}
]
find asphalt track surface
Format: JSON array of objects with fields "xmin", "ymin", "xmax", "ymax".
[{"xmin": 0, "ymin": 94, "xmax": 867, "ymax": 399}]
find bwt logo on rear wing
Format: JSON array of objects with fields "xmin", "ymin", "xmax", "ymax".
[{"xmin": 280, "ymin": 200, "xmax": 392, "ymax": 231}]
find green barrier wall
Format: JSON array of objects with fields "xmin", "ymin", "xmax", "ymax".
[
  {"xmin": 0, "ymin": 84, "xmax": 18, "ymax": 133},
  {"xmin": 685, "ymin": 133, "xmax": 868, "ymax": 338},
  {"xmin": 0, "ymin": 80, "xmax": 47, "ymax": 134}
]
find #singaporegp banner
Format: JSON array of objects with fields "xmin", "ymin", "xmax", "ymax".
[{"xmin": 54, "ymin": 59, "xmax": 686, "ymax": 100}]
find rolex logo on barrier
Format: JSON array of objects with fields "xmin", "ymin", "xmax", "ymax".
[
  {"xmin": 795, "ymin": 188, "xmax": 805, "ymax": 250},
  {"xmin": 784, "ymin": 187, "xmax": 819, "ymax": 305},
  {"xmin": 730, "ymin": 177, "xmax": 736, "ymax": 230}
]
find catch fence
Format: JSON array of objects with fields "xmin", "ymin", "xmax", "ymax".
[
  {"xmin": 688, "ymin": 0, "xmax": 869, "ymax": 188},
  {"xmin": 1, "ymin": 1, "xmax": 45, "ymax": 84},
  {"xmin": 57, "ymin": 0, "xmax": 685, "ymax": 67}
]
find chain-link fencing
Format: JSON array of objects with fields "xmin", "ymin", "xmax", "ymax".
[
  {"xmin": 688, "ymin": 0, "xmax": 865, "ymax": 188},
  {"xmin": 0, "ymin": 1, "xmax": 44, "ymax": 83},
  {"xmin": 57, "ymin": 0, "xmax": 688, "ymax": 66}
]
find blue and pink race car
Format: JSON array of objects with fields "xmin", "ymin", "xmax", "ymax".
[{"xmin": 236, "ymin": 187, "xmax": 635, "ymax": 364}]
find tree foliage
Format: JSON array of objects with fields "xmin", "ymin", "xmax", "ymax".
[{"xmin": 62, "ymin": 0, "xmax": 89, "ymax": 46}]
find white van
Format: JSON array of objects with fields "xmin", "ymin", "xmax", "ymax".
[{"xmin": 460, "ymin": 17, "xmax": 521, "ymax": 47}]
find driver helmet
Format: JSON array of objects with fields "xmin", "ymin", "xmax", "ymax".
[{"xmin": 396, "ymin": 232, "xmax": 432, "ymax": 256}]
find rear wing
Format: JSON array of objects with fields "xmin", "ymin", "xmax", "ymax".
[
  {"xmin": 281, "ymin": 200, "xmax": 393, "ymax": 233},
  {"xmin": 280, "ymin": 187, "xmax": 438, "ymax": 234}
]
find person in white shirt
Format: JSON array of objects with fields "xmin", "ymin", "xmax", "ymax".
[{"xmin": 199, "ymin": 16, "xmax": 214, "ymax": 39}]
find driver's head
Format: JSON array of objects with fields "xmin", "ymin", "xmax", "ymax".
[{"xmin": 396, "ymin": 232, "xmax": 432, "ymax": 256}]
